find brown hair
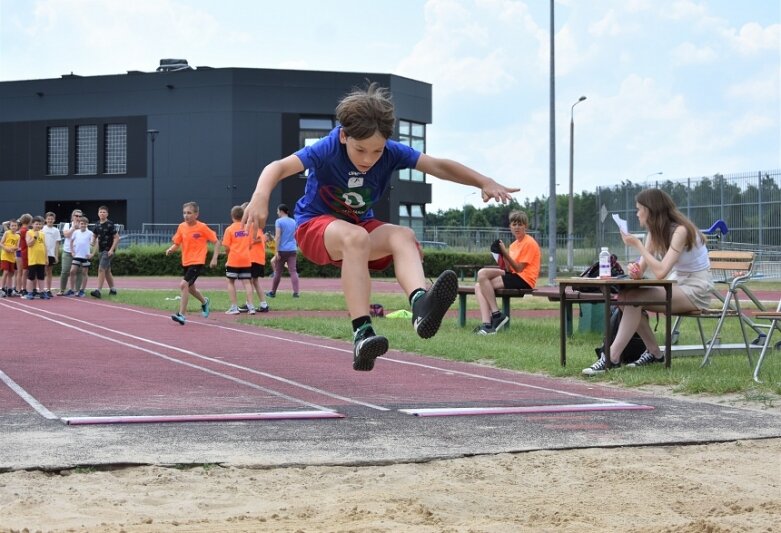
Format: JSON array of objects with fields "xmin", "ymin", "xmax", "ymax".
[
  {"xmin": 230, "ymin": 205, "xmax": 244, "ymax": 220},
  {"xmin": 508, "ymin": 210, "xmax": 529, "ymax": 226},
  {"xmin": 635, "ymin": 189, "xmax": 704, "ymax": 255},
  {"xmin": 183, "ymin": 201, "xmax": 199, "ymax": 212},
  {"xmin": 335, "ymin": 82, "xmax": 396, "ymax": 140}
]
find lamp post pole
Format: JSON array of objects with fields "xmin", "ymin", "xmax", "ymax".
[
  {"xmin": 567, "ymin": 96, "xmax": 587, "ymax": 272},
  {"xmin": 463, "ymin": 191, "xmax": 476, "ymax": 227},
  {"xmin": 146, "ymin": 129, "xmax": 159, "ymax": 225}
]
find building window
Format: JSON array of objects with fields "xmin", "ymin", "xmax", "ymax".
[
  {"xmin": 75, "ymin": 125, "xmax": 98, "ymax": 175},
  {"xmin": 299, "ymin": 117, "xmax": 336, "ymax": 175},
  {"xmin": 398, "ymin": 120, "xmax": 426, "ymax": 182},
  {"xmin": 399, "ymin": 203, "xmax": 425, "ymax": 237},
  {"xmin": 104, "ymin": 123, "xmax": 127, "ymax": 174},
  {"xmin": 47, "ymin": 126, "xmax": 68, "ymax": 175}
]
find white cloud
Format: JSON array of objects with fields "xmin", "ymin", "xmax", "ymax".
[
  {"xmin": 729, "ymin": 22, "xmax": 781, "ymax": 55},
  {"xmin": 726, "ymin": 72, "xmax": 780, "ymax": 102},
  {"xmin": 671, "ymin": 42, "xmax": 718, "ymax": 65}
]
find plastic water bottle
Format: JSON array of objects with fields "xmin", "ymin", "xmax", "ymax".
[{"xmin": 599, "ymin": 247, "xmax": 611, "ymax": 278}]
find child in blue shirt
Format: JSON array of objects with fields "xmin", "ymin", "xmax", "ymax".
[{"xmin": 244, "ymin": 83, "xmax": 518, "ymax": 372}]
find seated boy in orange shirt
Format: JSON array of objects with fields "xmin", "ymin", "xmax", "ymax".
[{"xmin": 474, "ymin": 210, "xmax": 541, "ymax": 335}]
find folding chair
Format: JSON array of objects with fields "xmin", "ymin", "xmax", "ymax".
[
  {"xmin": 671, "ymin": 251, "xmax": 760, "ymax": 368},
  {"xmin": 752, "ymin": 296, "xmax": 781, "ymax": 383}
]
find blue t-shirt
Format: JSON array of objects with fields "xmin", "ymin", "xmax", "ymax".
[
  {"xmin": 293, "ymin": 127, "xmax": 421, "ymax": 225},
  {"xmin": 275, "ymin": 216, "xmax": 297, "ymax": 252}
]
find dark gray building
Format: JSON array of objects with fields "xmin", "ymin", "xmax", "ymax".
[{"xmin": 0, "ymin": 61, "xmax": 433, "ymax": 233}]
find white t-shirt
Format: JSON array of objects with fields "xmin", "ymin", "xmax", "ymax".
[
  {"xmin": 42, "ymin": 225, "xmax": 61, "ymax": 257},
  {"xmin": 70, "ymin": 229, "xmax": 94, "ymax": 259}
]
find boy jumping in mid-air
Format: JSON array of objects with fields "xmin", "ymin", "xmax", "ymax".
[
  {"xmin": 165, "ymin": 202, "xmax": 221, "ymax": 325},
  {"xmin": 243, "ymin": 82, "xmax": 518, "ymax": 371}
]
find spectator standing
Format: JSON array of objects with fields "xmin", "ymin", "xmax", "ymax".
[
  {"xmin": 221, "ymin": 205, "xmax": 256, "ymax": 315},
  {"xmin": 24, "ymin": 216, "xmax": 48, "ymax": 299},
  {"xmin": 68, "ymin": 216, "xmax": 94, "ymax": 297},
  {"xmin": 41, "ymin": 212, "xmax": 61, "ymax": 298},
  {"xmin": 15, "ymin": 214, "xmax": 32, "ymax": 295},
  {"xmin": 90, "ymin": 205, "xmax": 119, "ymax": 298},
  {"xmin": 1, "ymin": 219, "xmax": 20, "ymax": 296},
  {"xmin": 265, "ymin": 204, "xmax": 300, "ymax": 298},
  {"xmin": 59, "ymin": 209, "xmax": 83, "ymax": 295}
]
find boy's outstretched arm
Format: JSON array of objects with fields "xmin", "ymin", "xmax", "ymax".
[
  {"xmin": 415, "ymin": 154, "xmax": 519, "ymax": 203},
  {"xmin": 242, "ymin": 155, "xmax": 305, "ymax": 232}
]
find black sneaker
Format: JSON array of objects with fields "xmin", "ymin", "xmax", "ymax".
[
  {"xmin": 474, "ymin": 324, "xmax": 496, "ymax": 335},
  {"xmin": 626, "ymin": 350, "xmax": 664, "ymax": 368},
  {"xmin": 582, "ymin": 352, "xmax": 620, "ymax": 376},
  {"xmin": 109, "ymin": 288, "xmax": 117, "ymax": 296},
  {"xmin": 352, "ymin": 324, "xmax": 388, "ymax": 371},
  {"xmin": 411, "ymin": 270, "xmax": 458, "ymax": 339},
  {"xmin": 171, "ymin": 313, "xmax": 186, "ymax": 325},
  {"xmin": 90, "ymin": 289, "xmax": 101, "ymax": 299},
  {"xmin": 491, "ymin": 312, "xmax": 510, "ymax": 332}
]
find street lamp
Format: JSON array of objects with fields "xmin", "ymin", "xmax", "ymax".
[
  {"xmin": 463, "ymin": 191, "xmax": 476, "ymax": 227},
  {"xmin": 146, "ymin": 129, "xmax": 159, "ymax": 224},
  {"xmin": 645, "ymin": 171, "xmax": 663, "ymax": 182},
  {"xmin": 567, "ymin": 96, "xmax": 587, "ymax": 271}
]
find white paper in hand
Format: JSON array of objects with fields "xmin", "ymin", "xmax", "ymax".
[{"xmin": 612, "ymin": 213, "xmax": 629, "ymax": 234}]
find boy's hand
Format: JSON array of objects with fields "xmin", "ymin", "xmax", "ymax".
[
  {"xmin": 481, "ymin": 179, "xmax": 520, "ymax": 204},
  {"xmin": 241, "ymin": 198, "xmax": 268, "ymax": 239}
]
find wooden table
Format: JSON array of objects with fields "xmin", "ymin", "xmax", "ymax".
[{"xmin": 554, "ymin": 277, "xmax": 674, "ymax": 368}]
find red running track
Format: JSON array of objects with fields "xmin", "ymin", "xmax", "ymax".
[{"xmin": 1, "ymin": 296, "xmax": 649, "ymax": 425}]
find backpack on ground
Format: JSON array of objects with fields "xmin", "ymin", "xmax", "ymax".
[{"xmin": 595, "ymin": 307, "xmax": 646, "ymax": 364}]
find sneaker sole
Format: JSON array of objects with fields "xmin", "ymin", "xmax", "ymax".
[
  {"xmin": 626, "ymin": 358, "xmax": 664, "ymax": 368},
  {"xmin": 353, "ymin": 335, "xmax": 389, "ymax": 371},
  {"xmin": 414, "ymin": 270, "xmax": 458, "ymax": 339},
  {"xmin": 171, "ymin": 315, "xmax": 186, "ymax": 325},
  {"xmin": 493, "ymin": 315, "xmax": 510, "ymax": 332}
]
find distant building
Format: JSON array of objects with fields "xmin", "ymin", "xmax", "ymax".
[{"xmin": 0, "ymin": 60, "xmax": 433, "ymax": 234}]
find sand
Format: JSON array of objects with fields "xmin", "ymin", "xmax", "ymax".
[{"xmin": 0, "ymin": 439, "xmax": 778, "ymax": 532}]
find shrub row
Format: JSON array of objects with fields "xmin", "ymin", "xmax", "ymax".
[{"xmin": 51, "ymin": 246, "xmax": 495, "ymax": 279}]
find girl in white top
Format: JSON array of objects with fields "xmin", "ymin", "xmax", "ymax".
[{"xmin": 583, "ymin": 188, "xmax": 714, "ymax": 375}]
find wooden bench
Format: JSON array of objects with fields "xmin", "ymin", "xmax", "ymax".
[
  {"xmin": 456, "ymin": 286, "xmax": 533, "ymax": 328},
  {"xmin": 453, "ymin": 264, "xmax": 498, "ymax": 281},
  {"xmin": 456, "ymin": 284, "xmax": 605, "ymax": 334}
]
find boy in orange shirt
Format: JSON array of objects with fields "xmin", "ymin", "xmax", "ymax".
[
  {"xmin": 165, "ymin": 202, "xmax": 221, "ymax": 325},
  {"xmin": 473, "ymin": 210, "xmax": 541, "ymax": 335},
  {"xmin": 241, "ymin": 201, "xmax": 270, "ymax": 313},
  {"xmin": 222, "ymin": 205, "xmax": 256, "ymax": 315}
]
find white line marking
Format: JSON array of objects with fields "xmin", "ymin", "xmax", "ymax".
[
  {"xmin": 0, "ymin": 301, "xmax": 337, "ymax": 413},
  {"xmin": 0, "ymin": 368, "xmax": 59, "ymax": 420},
  {"xmin": 64, "ymin": 299, "xmax": 631, "ymax": 405},
  {"xmin": 5, "ymin": 300, "xmax": 388, "ymax": 411},
  {"xmin": 399, "ymin": 402, "xmax": 654, "ymax": 417},
  {"xmin": 63, "ymin": 410, "xmax": 345, "ymax": 425}
]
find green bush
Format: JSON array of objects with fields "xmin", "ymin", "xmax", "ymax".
[{"xmin": 51, "ymin": 246, "xmax": 495, "ymax": 278}]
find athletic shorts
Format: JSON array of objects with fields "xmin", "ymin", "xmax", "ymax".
[
  {"xmin": 72, "ymin": 257, "xmax": 91, "ymax": 268},
  {"xmin": 250, "ymin": 262, "xmax": 265, "ymax": 278},
  {"xmin": 502, "ymin": 273, "xmax": 533, "ymax": 290},
  {"xmin": 182, "ymin": 264, "xmax": 204, "ymax": 286},
  {"xmin": 295, "ymin": 215, "xmax": 393, "ymax": 271},
  {"xmin": 27, "ymin": 264, "xmax": 45, "ymax": 281},
  {"xmin": 0, "ymin": 260, "xmax": 15, "ymax": 273},
  {"xmin": 47, "ymin": 256, "xmax": 56, "ymax": 266},
  {"xmin": 225, "ymin": 266, "xmax": 252, "ymax": 280},
  {"xmin": 98, "ymin": 251, "xmax": 113, "ymax": 270}
]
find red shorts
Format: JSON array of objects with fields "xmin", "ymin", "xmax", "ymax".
[
  {"xmin": 0, "ymin": 260, "xmax": 15, "ymax": 273},
  {"xmin": 295, "ymin": 216, "xmax": 393, "ymax": 271}
]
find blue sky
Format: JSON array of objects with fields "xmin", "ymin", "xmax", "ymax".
[{"xmin": 1, "ymin": 0, "xmax": 778, "ymax": 212}]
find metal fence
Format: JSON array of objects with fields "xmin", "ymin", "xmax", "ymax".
[{"xmin": 597, "ymin": 169, "xmax": 781, "ymax": 279}]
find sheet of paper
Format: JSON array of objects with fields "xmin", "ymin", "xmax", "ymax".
[{"xmin": 612, "ymin": 213, "xmax": 629, "ymax": 234}]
